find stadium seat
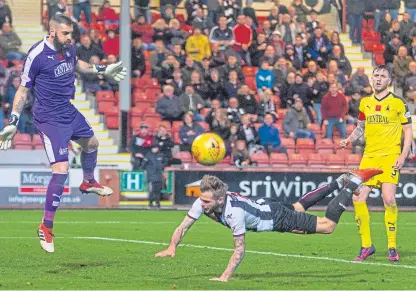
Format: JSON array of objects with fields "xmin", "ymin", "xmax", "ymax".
[
  {"xmin": 159, "ymin": 121, "xmax": 171, "ymax": 131},
  {"xmin": 144, "ymin": 107, "xmax": 159, "ymax": 117},
  {"xmin": 96, "ymin": 90, "xmax": 115, "ymax": 102},
  {"xmin": 105, "ymin": 115, "xmax": 119, "ymax": 129},
  {"xmin": 145, "ymin": 88, "xmax": 161, "ymax": 99},
  {"xmin": 14, "ymin": 144, "xmax": 33, "ymax": 150},
  {"xmin": 307, "ymin": 153, "xmax": 325, "ymax": 167},
  {"xmin": 98, "ymin": 100, "xmax": 116, "ymax": 114},
  {"xmin": 242, "ymin": 66, "xmax": 257, "ymax": 77},
  {"xmin": 308, "ymin": 123, "xmax": 322, "ymax": 135},
  {"xmin": 346, "ymin": 124, "xmax": 356, "ymax": 135},
  {"xmin": 269, "ymin": 153, "xmax": 289, "ymax": 166},
  {"xmin": 173, "ymin": 132, "xmax": 181, "ymax": 144},
  {"xmin": 345, "ymin": 153, "xmax": 362, "ymax": 166},
  {"xmin": 173, "ymin": 151, "xmax": 192, "ymax": 163},
  {"xmin": 34, "ymin": 144, "xmax": 44, "ymax": 150},
  {"xmin": 13, "ymin": 133, "xmax": 31, "ymax": 146},
  {"xmin": 280, "ymin": 138, "xmax": 295, "ymax": 150},
  {"xmin": 250, "ymin": 152, "xmax": 270, "ymax": 166},
  {"xmin": 143, "ymin": 117, "xmax": 161, "ymax": 130},
  {"xmin": 326, "ymin": 154, "xmax": 345, "ymax": 166},
  {"xmin": 288, "ymin": 153, "xmax": 307, "ymax": 166},
  {"xmin": 277, "ymin": 109, "xmax": 287, "ymax": 120},
  {"xmin": 172, "ymin": 121, "xmax": 184, "ymax": 133},
  {"xmin": 316, "ymin": 138, "xmax": 334, "ymax": 154},
  {"xmin": 245, "ymin": 77, "xmax": 256, "ymax": 91},
  {"xmin": 198, "ymin": 122, "xmax": 210, "ymax": 132},
  {"xmin": 218, "ymin": 156, "xmax": 232, "ymax": 165},
  {"xmin": 296, "ymin": 138, "xmax": 315, "ymax": 154}
]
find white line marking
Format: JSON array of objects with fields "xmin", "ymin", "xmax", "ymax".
[
  {"xmin": 2, "ymin": 236, "xmax": 416, "ymax": 270},
  {"xmin": 75, "ymin": 236, "xmax": 416, "ymax": 270}
]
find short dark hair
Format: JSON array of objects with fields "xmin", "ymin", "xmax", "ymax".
[
  {"xmin": 373, "ymin": 65, "xmax": 391, "ymax": 76},
  {"xmin": 50, "ymin": 14, "xmax": 73, "ymax": 27}
]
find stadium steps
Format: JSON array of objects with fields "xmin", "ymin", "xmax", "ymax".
[
  {"xmin": 71, "ymin": 87, "xmax": 131, "ymax": 169},
  {"xmin": 9, "ymin": 0, "xmax": 40, "ymax": 26},
  {"xmin": 340, "ymin": 33, "xmax": 374, "ymax": 75}
]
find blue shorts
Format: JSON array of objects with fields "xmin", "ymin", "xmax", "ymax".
[{"xmin": 35, "ymin": 110, "xmax": 94, "ymax": 165}]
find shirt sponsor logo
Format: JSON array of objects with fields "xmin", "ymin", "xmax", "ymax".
[
  {"xmin": 54, "ymin": 62, "xmax": 74, "ymax": 77},
  {"xmin": 366, "ymin": 114, "xmax": 389, "ymax": 124}
]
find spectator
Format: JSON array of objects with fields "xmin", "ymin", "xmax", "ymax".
[
  {"xmin": 134, "ymin": 0, "xmax": 151, "ymax": 24},
  {"xmin": 102, "ymin": 29, "xmax": 120, "ymax": 56},
  {"xmin": 76, "ymin": 35, "xmax": 104, "ymax": 62},
  {"xmin": 404, "ymin": 61, "xmax": 416, "ymax": 97},
  {"xmin": 156, "ymin": 85, "xmax": 183, "ymax": 122},
  {"xmin": 162, "ymin": 5, "xmax": 176, "ymax": 25},
  {"xmin": 0, "ymin": 0, "xmax": 11, "ymax": 29},
  {"xmin": 291, "ymin": 0, "xmax": 310, "ymax": 23},
  {"xmin": 105, "ymin": 55, "xmax": 120, "ymax": 92},
  {"xmin": 263, "ymin": 45, "xmax": 278, "ymax": 66},
  {"xmin": 171, "ymin": 69, "xmax": 186, "ymax": 96},
  {"xmin": 149, "ymin": 40, "xmax": 169, "ymax": 78},
  {"xmin": 160, "ymin": 0, "xmax": 181, "ymax": 20},
  {"xmin": 152, "ymin": 19, "xmax": 171, "ymax": 45},
  {"xmin": 88, "ymin": 28, "xmax": 103, "ymax": 50},
  {"xmin": 258, "ymin": 113, "xmax": 287, "ymax": 154},
  {"xmin": 383, "ymin": 34, "xmax": 401, "ymax": 71},
  {"xmin": 232, "ymin": 15, "xmax": 252, "ymax": 66},
  {"xmin": 142, "ymin": 141, "xmax": 167, "ymax": 208},
  {"xmin": 190, "ymin": 70, "xmax": 210, "ymax": 100},
  {"xmin": 81, "ymin": 56, "xmax": 112, "ymax": 92},
  {"xmin": 0, "ymin": 23, "xmax": 23, "ymax": 60},
  {"xmin": 52, "ymin": 0, "xmax": 69, "ymax": 17},
  {"xmin": 327, "ymin": 60, "xmax": 347, "ymax": 87},
  {"xmin": 72, "ymin": 0, "xmax": 91, "ymax": 25},
  {"xmin": 330, "ymin": 31, "xmax": 345, "ymax": 55},
  {"xmin": 346, "ymin": 92, "xmax": 361, "ymax": 124},
  {"xmin": 257, "ymin": 89, "xmax": 278, "ymax": 123},
  {"xmin": 179, "ymin": 85, "xmax": 205, "ymax": 120},
  {"xmin": 225, "ymin": 70, "xmax": 242, "ymax": 99},
  {"xmin": 232, "ymin": 139, "xmax": 256, "ymax": 168},
  {"xmin": 321, "ymin": 83, "xmax": 347, "ymax": 138},
  {"xmin": 132, "ymin": 15, "xmax": 155, "ymax": 50},
  {"xmin": 400, "ymin": 12, "xmax": 414, "ymax": 45},
  {"xmin": 384, "ymin": 20, "xmax": 402, "ymax": 45},
  {"xmin": 205, "ymin": 99, "xmax": 222, "ymax": 127},
  {"xmin": 243, "ymin": 0, "xmax": 258, "ymax": 28},
  {"xmin": 329, "ymin": 45, "xmax": 352, "ymax": 77},
  {"xmin": 192, "ymin": 8, "xmax": 214, "ymax": 33},
  {"xmin": 408, "ymin": 36, "xmax": 416, "ymax": 59},
  {"xmin": 284, "ymin": 44, "xmax": 302, "ymax": 70},
  {"xmin": 200, "ymin": 57, "xmax": 213, "ymax": 82},
  {"xmin": 211, "ymin": 108, "xmax": 231, "ymax": 140},
  {"xmin": 159, "ymin": 54, "xmax": 180, "ymax": 85},
  {"xmin": 405, "ymin": 0, "xmax": 416, "ymax": 22},
  {"xmin": 309, "ymin": 71, "xmax": 328, "ymax": 125},
  {"xmin": 288, "ymin": 73, "xmax": 309, "ymax": 105},
  {"xmin": 171, "ymin": 44, "xmax": 186, "ymax": 67},
  {"xmin": 267, "ymin": 6, "xmax": 281, "ymax": 30},
  {"xmin": 257, "ymin": 20, "xmax": 273, "ymax": 41},
  {"xmin": 307, "ymin": 27, "xmax": 331, "ymax": 68},
  {"xmin": 220, "ymin": 54, "xmax": 245, "ymax": 82},
  {"xmin": 169, "ymin": 19, "xmax": 188, "ymax": 47},
  {"xmin": 181, "ymin": 55, "xmax": 201, "ymax": 84},
  {"xmin": 249, "ymin": 32, "xmax": 267, "ymax": 67},
  {"xmin": 186, "ymin": 27, "xmax": 211, "ymax": 62},
  {"xmin": 374, "ymin": 0, "xmax": 400, "ymax": 32},
  {"xmin": 130, "ymin": 122, "xmax": 154, "ymax": 170},
  {"xmin": 279, "ymin": 71, "xmax": 296, "ymax": 108},
  {"xmin": 154, "ymin": 124, "xmax": 181, "ymax": 166},
  {"xmin": 349, "ymin": 67, "xmax": 373, "ymax": 96},
  {"xmin": 97, "ymin": 1, "xmax": 119, "ymax": 26},
  {"xmin": 237, "ymin": 113, "xmax": 260, "ymax": 154},
  {"xmin": 294, "ymin": 35, "xmax": 308, "ymax": 66},
  {"xmin": 47, "ymin": 0, "xmax": 59, "ymax": 20},
  {"xmin": 393, "ymin": 45, "xmax": 412, "ymax": 89},
  {"xmin": 306, "ymin": 11, "xmax": 319, "ymax": 34},
  {"xmin": 185, "ymin": 0, "xmax": 203, "ymax": 24},
  {"xmin": 179, "ymin": 112, "xmax": 205, "ymax": 151},
  {"xmin": 209, "ymin": 43, "xmax": 227, "ymax": 67},
  {"xmin": 207, "ymin": 69, "xmax": 227, "ymax": 105},
  {"xmin": 283, "ymin": 98, "xmax": 315, "ymax": 140},
  {"xmin": 206, "ymin": 0, "xmax": 220, "ymax": 25},
  {"xmin": 229, "ymin": 122, "xmax": 239, "ymax": 146},
  {"xmin": 269, "ymin": 31, "xmax": 285, "ymax": 58},
  {"xmin": 346, "ymin": 0, "xmax": 365, "ymax": 45},
  {"xmin": 208, "ymin": 16, "xmax": 235, "ymax": 52},
  {"xmin": 256, "ymin": 59, "xmax": 274, "ymax": 92},
  {"xmin": 275, "ymin": 0, "xmax": 289, "ymax": 14},
  {"xmin": 131, "ymin": 37, "xmax": 146, "ymax": 78},
  {"xmin": 227, "ymin": 97, "xmax": 243, "ymax": 123},
  {"xmin": 220, "ymin": 0, "xmax": 240, "ymax": 26},
  {"xmin": 237, "ymin": 84, "xmax": 258, "ymax": 117},
  {"xmin": 273, "ymin": 57, "xmax": 294, "ymax": 84}
]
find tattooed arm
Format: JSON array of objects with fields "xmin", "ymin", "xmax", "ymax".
[
  {"xmin": 211, "ymin": 234, "xmax": 246, "ymax": 282},
  {"xmin": 341, "ymin": 119, "xmax": 365, "ymax": 148},
  {"xmin": 155, "ymin": 215, "xmax": 196, "ymax": 258},
  {"xmin": 11, "ymin": 86, "xmax": 29, "ymax": 115},
  {"xmin": 76, "ymin": 59, "xmax": 97, "ymax": 74}
]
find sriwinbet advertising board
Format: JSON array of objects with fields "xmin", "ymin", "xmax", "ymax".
[{"xmin": 173, "ymin": 170, "xmax": 416, "ymax": 206}]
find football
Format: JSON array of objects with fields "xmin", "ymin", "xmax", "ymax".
[{"xmin": 191, "ymin": 133, "xmax": 226, "ymax": 166}]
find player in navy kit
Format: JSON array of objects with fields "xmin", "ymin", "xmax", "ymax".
[
  {"xmin": 0, "ymin": 15, "xmax": 126, "ymax": 253},
  {"xmin": 155, "ymin": 169, "xmax": 382, "ymax": 282}
]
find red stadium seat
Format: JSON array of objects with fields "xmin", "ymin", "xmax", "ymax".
[
  {"xmin": 308, "ymin": 123, "xmax": 322, "ymax": 135},
  {"xmin": 13, "ymin": 133, "xmax": 31, "ymax": 145},
  {"xmin": 307, "ymin": 153, "xmax": 326, "ymax": 167},
  {"xmin": 144, "ymin": 107, "xmax": 159, "ymax": 117},
  {"xmin": 250, "ymin": 152, "xmax": 270, "ymax": 165},
  {"xmin": 173, "ymin": 132, "xmax": 181, "ymax": 144},
  {"xmin": 14, "ymin": 145, "xmax": 33, "ymax": 150},
  {"xmin": 269, "ymin": 153, "xmax": 289, "ymax": 166},
  {"xmin": 105, "ymin": 115, "xmax": 119, "ymax": 129},
  {"xmin": 159, "ymin": 120, "xmax": 171, "ymax": 131},
  {"xmin": 280, "ymin": 138, "xmax": 295, "ymax": 150},
  {"xmin": 172, "ymin": 121, "xmax": 184, "ymax": 133},
  {"xmin": 218, "ymin": 156, "xmax": 232, "ymax": 165},
  {"xmin": 34, "ymin": 144, "xmax": 44, "ymax": 150},
  {"xmin": 289, "ymin": 153, "xmax": 307, "ymax": 166},
  {"xmin": 97, "ymin": 100, "xmax": 116, "ymax": 114},
  {"xmin": 277, "ymin": 109, "xmax": 287, "ymax": 119},
  {"xmin": 326, "ymin": 154, "xmax": 345, "ymax": 166},
  {"xmin": 142, "ymin": 117, "xmax": 161, "ymax": 130},
  {"xmin": 345, "ymin": 153, "xmax": 362, "ymax": 166},
  {"xmin": 173, "ymin": 151, "xmax": 192, "ymax": 163},
  {"xmin": 296, "ymin": 138, "xmax": 315, "ymax": 154},
  {"xmin": 242, "ymin": 66, "xmax": 257, "ymax": 77},
  {"xmin": 316, "ymin": 138, "xmax": 334, "ymax": 154},
  {"xmin": 96, "ymin": 90, "xmax": 115, "ymax": 102}
]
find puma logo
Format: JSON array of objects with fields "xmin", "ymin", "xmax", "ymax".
[{"xmin": 47, "ymin": 55, "xmax": 54, "ymax": 60}]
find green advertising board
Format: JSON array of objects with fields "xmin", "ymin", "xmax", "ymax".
[{"xmin": 120, "ymin": 171, "xmax": 172, "ymax": 194}]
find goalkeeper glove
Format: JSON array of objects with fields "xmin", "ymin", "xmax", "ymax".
[
  {"xmin": 94, "ymin": 61, "xmax": 127, "ymax": 82},
  {"xmin": 0, "ymin": 113, "xmax": 19, "ymax": 150}
]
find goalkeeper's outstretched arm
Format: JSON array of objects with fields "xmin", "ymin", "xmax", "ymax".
[
  {"xmin": 76, "ymin": 59, "xmax": 127, "ymax": 81},
  {"xmin": 11, "ymin": 85, "xmax": 29, "ymax": 116}
]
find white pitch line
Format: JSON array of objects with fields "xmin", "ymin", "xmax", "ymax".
[{"xmin": 75, "ymin": 236, "xmax": 416, "ymax": 270}]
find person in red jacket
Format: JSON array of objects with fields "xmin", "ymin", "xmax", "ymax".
[
  {"xmin": 233, "ymin": 14, "xmax": 252, "ymax": 66},
  {"xmin": 131, "ymin": 15, "xmax": 155, "ymax": 51},
  {"xmin": 102, "ymin": 29, "xmax": 120, "ymax": 56},
  {"xmin": 321, "ymin": 83, "xmax": 348, "ymax": 138},
  {"xmin": 130, "ymin": 122, "xmax": 155, "ymax": 170},
  {"xmin": 97, "ymin": 1, "xmax": 119, "ymax": 26}
]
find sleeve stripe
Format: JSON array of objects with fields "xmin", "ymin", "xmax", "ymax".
[
  {"xmin": 187, "ymin": 214, "xmax": 197, "ymax": 220},
  {"xmin": 21, "ymin": 41, "xmax": 44, "ymax": 87}
]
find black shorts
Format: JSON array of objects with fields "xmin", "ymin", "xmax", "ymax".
[{"xmin": 271, "ymin": 202, "xmax": 317, "ymax": 234}]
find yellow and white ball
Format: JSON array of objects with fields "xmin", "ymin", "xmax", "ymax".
[{"xmin": 191, "ymin": 133, "xmax": 226, "ymax": 166}]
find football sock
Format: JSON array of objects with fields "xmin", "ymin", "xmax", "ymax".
[
  {"xmin": 325, "ymin": 188, "xmax": 353, "ymax": 224},
  {"xmin": 43, "ymin": 173, "xmax": 68, "ymax": 229},
  {"xmin": 298, "ymin": 181, "xmax": 339, "ymax": 211},
  {"xmin": 353, "ymin": 201, "xmax": 372, "ymax": 248},
  {"xmin": 385, "ymin": 204, "xmax": 398, "ymax": 249},
  {"xmin": 81, "ymin": 149, "xmax": 97, "ymax": 182}
]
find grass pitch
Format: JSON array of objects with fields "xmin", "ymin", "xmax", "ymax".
[{"xmin": 1, "ymin": 210, "xmax": 416, "ymax": 290}]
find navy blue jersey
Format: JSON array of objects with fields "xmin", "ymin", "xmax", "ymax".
[{"xmin": 21, "ymin": 37, "xmax": 77, "ymax": 124}]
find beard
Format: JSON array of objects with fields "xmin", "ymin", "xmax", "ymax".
[{"xmin": 53, "ymin": 37, "xmax": 71, "ymax": 55}]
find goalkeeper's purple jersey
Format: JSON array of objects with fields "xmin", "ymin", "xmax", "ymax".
[{"xmin": 21, "ymin": 37, "xmax": 78, "ymax": 124}]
